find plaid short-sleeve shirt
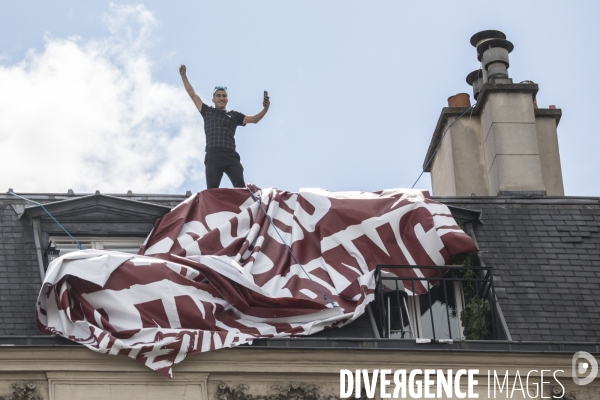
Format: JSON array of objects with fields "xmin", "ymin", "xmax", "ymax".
[{"xmin": 200, "ymin": 103, "xmax": 246, "ymax": 151}]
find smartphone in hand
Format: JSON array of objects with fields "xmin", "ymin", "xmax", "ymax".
[{"xmin": 264, "ymin": 91, "xmax": 268, "ymax": 99}]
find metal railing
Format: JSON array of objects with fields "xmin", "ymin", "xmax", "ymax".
[{"xmin": 374, "ymin": 265, "xmax": 501, "ymax": 341}]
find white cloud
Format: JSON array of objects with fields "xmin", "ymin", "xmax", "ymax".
[{"xmin": 0, "ymin": 4, "xmax": 203, "ymax": 193}]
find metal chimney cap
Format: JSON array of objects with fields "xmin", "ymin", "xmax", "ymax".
[
  {"xmin": 476, "ymin": 39, "xmax": 514, "ymax": 59},
  {"xmin": 466, "ymin": 69, "xmax": 483, "ymax": 86},
  {"xmin": 470, "ymin": 30, "xmax": 507, "ymax": 47}
]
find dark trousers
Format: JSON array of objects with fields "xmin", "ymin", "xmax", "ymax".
[{"xmin": 204, "ymin": 148, "xmax": 246, "ymax": 189}]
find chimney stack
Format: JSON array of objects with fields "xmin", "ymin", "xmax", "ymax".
[{"xmin": 424, "ymin": 30, "xmax": 564, "ymax": 197}]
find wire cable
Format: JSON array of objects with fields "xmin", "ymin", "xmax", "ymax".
[
  {"xmin": 6, "ymin": 191, "xmax": 84, "ymax": 250},
  {"xmin": 411, "ymin": 104, "xmax": 476, "ymax": 189},
  {"xmin": 246, "ymin": 186, "xmax": 336, "ymax": 308}
]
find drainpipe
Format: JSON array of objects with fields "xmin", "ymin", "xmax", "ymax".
[{"xmin": 31, "ymin": 218, "xmax": 46, "ymax": 281}]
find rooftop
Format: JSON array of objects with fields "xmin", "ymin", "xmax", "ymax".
[{"xmin": 1, "ymin": 191, "xmax": 598, "ymax": 352}]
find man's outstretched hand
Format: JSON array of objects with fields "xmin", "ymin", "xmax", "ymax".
[
  {"xmin": 243, "ymin": 92, "xmax": 271, "ymax": 124},
  {"xmin": 180, "ymin": 64, "xmax": 202, "ymax": 110}
]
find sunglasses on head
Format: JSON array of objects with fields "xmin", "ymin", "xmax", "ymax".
[{"xmin": 213, "ymin": 86, "xmax": 227, "ymax": 94}]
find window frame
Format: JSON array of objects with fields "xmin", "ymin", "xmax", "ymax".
[
  {"xmin": 49, "ymin": 235, "xmax": 146, "ymax": 256},
  {"xmin": 384, "ymin": 279, "xmax": 467, "ymax": 341}
]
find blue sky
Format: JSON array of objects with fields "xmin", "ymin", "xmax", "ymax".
[{"xmin": 1, "ymin": 1, "xmax": 599, "ymax": 195}]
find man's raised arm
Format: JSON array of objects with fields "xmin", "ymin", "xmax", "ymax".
[
  {"xmin": 179, "ymin": 65, "xmax": 203, "ymax": 112},
  {"xmin": 243, "ymin": 92, "xmax": 270, "ymax": 124}
]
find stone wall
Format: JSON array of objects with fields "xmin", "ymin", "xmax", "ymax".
[{"xmin": 0, "ymin": 347, "xmax": 597, "ymax": 399}]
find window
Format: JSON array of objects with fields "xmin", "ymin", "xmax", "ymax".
[
  {"xmin": 49, "ymin": 236, "xmax": 145, "ymax": 256},
  {"xmin": 376, "ymin": 265, "xmax": 502, "ymax": 341},
  {"xmin": 384, "ymin": 279, "xmax": 466, "ymax": 340},
  {"xmin": 21, "ymin": 193, "xmax": 173, "ymax": 279}
]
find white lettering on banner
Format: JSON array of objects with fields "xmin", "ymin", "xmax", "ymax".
[
  {"xmin": 82, "ymin": 281, "xmax": 226, "ymax": 330},
  {"xmin": 174, "ymin": 333, "xmax": 190, "ymax": 364},
  {"xmin": 267, "ymin": 201, "xmax": 297, "ymax": 244},
  {"xmin": 177, "ymin": 221, "xmax": 209, "ymax": 249},
  {"xmin": 206, "ymin": 211, "xmax": 236, "ymax": 231},
  {"xmin": 414, "ymin": 223, "xmax": 445, "ymax": 265},
  {"xmin": 144, "ymin": 339, "xmax": 176, "ymax": 370},
  {"xmin": 294, "ymin": 191, "xmax": 331, "ymax": 233},
  {"xmin": 432, "ymin": 214, "xmax": 459, "ymax": 228},
  {"xmin": 217, "ymin": 211, "xmax": 253, "ymax": 248},
  {"xmin": 143, "ymin": 237, "xmax": 174, "ymax": 255}
]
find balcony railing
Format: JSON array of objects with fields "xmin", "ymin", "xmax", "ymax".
[{"xmin": 374, "ymin": 265, "xmax": 503, "ymax": 341}]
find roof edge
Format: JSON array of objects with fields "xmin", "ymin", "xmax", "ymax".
[
  {"xmin": 434, "ymin": 196, "xmax": 600, "ymax": 205},
  {"xmin": 21, "ymin": 193, "xmax": 173, "ymax": 220}
]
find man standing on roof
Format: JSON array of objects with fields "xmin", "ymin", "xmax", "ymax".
[{"xmin": 179, "ymin": 65, "xmax": 270, "ymax": 189}]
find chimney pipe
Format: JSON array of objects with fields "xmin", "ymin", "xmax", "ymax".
[
  {"xmin": 477, "ymin": 39, "xmax": 514, "ymax": 82},
  {"xmin": 469, "ymin": 30, "xmax": 506, "ymax": 83},
  {"xmin": 469, "ymin": 30, "xmax": 513, "ymax": 84},
  {"xmin": 447, "ymin": 93, "xmax": 471, "ymax": 108},
  {"xmin": 466, "ymin": 69, "xmax": 484, "ymax": 100},
  {"xmin": 470, "ymin": 30, "xmax": 506, "ymax": 47}
]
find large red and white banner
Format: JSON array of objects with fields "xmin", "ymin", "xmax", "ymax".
[{"xmin": 36, "ymin": 187, "xmax": 477, "ymax": 377}]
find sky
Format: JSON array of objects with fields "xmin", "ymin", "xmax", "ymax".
[{"xmin": 1, "ymin": 1, "xmax": 599, "ymax": 196}]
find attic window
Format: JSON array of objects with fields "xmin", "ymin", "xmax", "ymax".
[
  {"xmin": 374, "ymin": 265, "xmax": 502, "ymax": 341},
  {"xmin": 383, "ymin": 279, "xmax": 465, "ymax": 340},
  {"xmin": 49, "ymin": 236, "xmax": 145, "ymax": 257}
]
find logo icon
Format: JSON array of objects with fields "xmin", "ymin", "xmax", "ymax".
[{"xmin": 572, "ymin": 351, "xmax": 598, "ymax": 385}]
